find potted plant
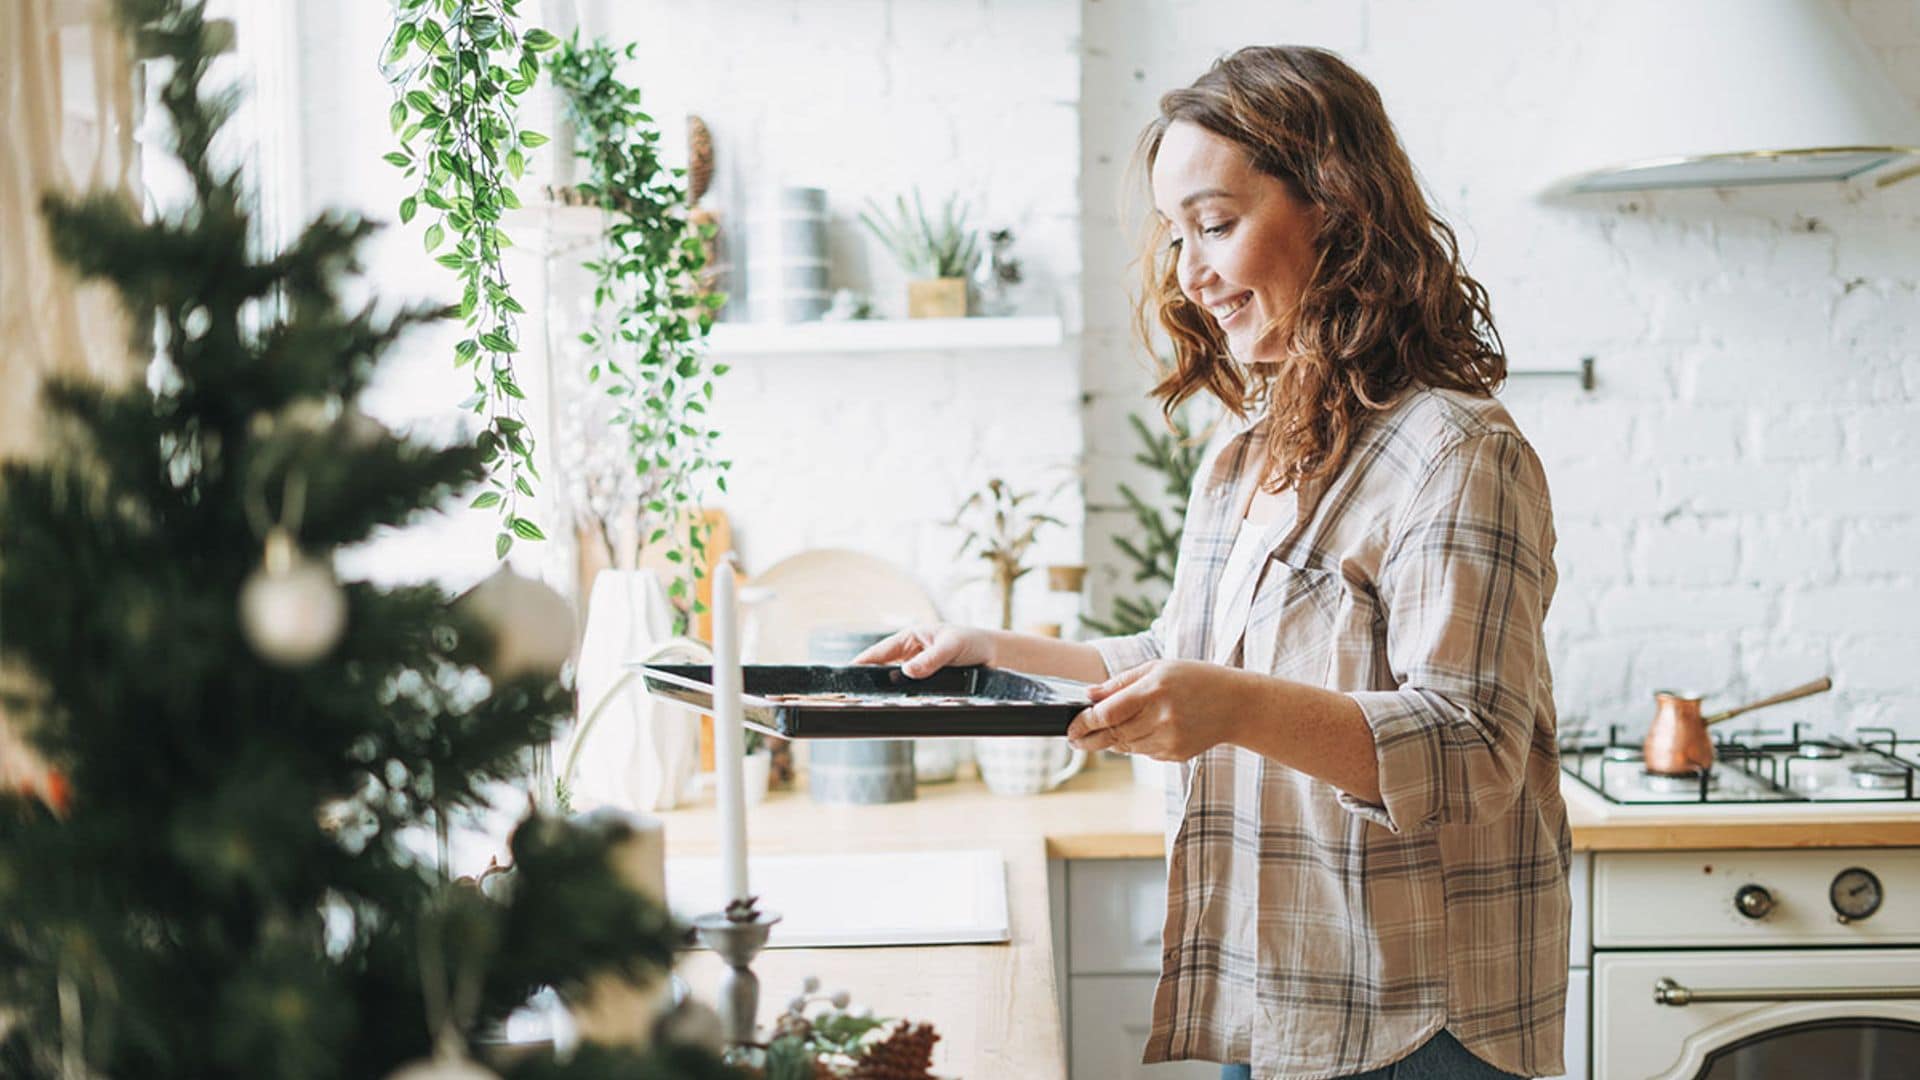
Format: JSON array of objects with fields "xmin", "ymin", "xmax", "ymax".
[
  {"xmin": 949, "ymin": 477, "xmax": 1064, "ymax": 631},
  {"xmin": 859, "ymin": 189, "xmax": 981, "ymax": 319}
]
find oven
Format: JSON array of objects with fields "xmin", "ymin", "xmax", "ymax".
[
  {"xmin": 1559, "ymin": 726, "xmax": 1920, "ymax": 1079},
  {"xmin": 1590, "ymin": 849, "xmax": 1920, "ymax": 1079}
]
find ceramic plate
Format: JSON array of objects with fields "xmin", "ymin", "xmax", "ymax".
[{"xmin": 742, "ymin": 548, "xmax": 940, "ymax": 663}]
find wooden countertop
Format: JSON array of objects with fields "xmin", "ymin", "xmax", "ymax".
[
  {"xmin": 659, "ymin": 756, "xmax": 1920, "ymax": 1076},
  {"xmin": 680, "ymin": 756, "xmax": 1919, "ymax": 859}
]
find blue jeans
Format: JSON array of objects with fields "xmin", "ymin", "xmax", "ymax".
[{"xmin": 1220, "ymin": 1029, "xmax": 1523, "ymax": 1079}]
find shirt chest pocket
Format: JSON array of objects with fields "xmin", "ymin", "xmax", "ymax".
[{"xmin": 1242, "ymin": 560, "xmax": 1355, "ymax": 688}]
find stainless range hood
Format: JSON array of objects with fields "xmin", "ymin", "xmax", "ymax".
[{"xmin": 1542, "ymin": 0, "xmax": 1920, "ymax": 196}]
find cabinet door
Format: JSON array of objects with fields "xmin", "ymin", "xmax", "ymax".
[
  {"xmin": 1541, "ymin": 968, "xmax": 1589, "ymax": 1080},
  {"xmin": 1568, "ymin": 852, "xmax": 1590, "ymax": 966},
  {"xmin": 1069, "ymin": 973, "xmax": 1220, "ymax": 1079},
  {"xmin": 1068, "ymin": 859, "xmax": 1167, "ymax": 975}
]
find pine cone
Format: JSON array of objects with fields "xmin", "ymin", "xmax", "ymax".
[
  {"xmin": 687, "ymin": 115, "xmax": 714, "ymax": 206},
  {"xmin": 847, "ymin": 1021, "xmax": 939, "ymax": 1080}
]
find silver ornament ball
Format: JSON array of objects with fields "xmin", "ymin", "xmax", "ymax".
[
  {"xmin": 454, "ymin": 565, "xmax": 575, "ymax": 679},
  {"xmin": 239, "ymin": 529, "xmax": 347, "ymax": 666}
]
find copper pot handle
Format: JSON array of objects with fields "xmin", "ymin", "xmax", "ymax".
[{"xmin": 1701, "ymin": 677, "xmax": 1833, "ymax": 726}]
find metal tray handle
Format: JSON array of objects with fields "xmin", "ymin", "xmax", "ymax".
[{"xmin": 1655, "ymin": 976, "xmax": 1920, "ymax": 1006}]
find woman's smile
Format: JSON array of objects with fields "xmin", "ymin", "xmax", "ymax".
[{"xmin": 1207, "ymin": 291, "xmax": 1253, "ymax": 323}]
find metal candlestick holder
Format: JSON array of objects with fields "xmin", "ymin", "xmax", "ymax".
[{"xmin": 691, "ymin": 908, "xmax": 782, "ymax": 1054}]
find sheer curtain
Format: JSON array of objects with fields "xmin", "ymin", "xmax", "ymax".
[{"xmin": 0, "ymin": 0, "xmax": 140, "ymax": 463}]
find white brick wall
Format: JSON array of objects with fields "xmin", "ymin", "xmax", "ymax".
[{"xmin": 1081, "ymin": 0, "xmax": 1920, "ymax": 739}]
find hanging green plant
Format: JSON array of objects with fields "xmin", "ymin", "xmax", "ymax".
[
  {"xmin": 381, "ymin": 0, "xmax": 558, "ymax": 560},
  {"xmin": 550, "ymin": 35, "xmax": 728, "ymax": 629}
]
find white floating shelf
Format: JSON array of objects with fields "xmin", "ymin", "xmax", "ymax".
[{"xmin": 707, "ymin": 315, "xmax": 1064, "ymax": 354}]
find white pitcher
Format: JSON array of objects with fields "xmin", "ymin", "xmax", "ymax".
[
  {"xmin": 569, "ymin": 569, "xmax": 708, "ymax": 812},
  {"xmin": 973, "ymin": 737, "xmax": 1086, "ymax": 796}
]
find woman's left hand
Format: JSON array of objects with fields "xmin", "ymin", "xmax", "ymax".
[{"xmin": 1066, "ymin": 659, "xmax": 1243, "ymax": 761}]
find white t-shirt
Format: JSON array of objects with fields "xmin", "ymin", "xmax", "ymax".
[{"xmin": 1208, "ymin": 517, "xmax": 1270, "ymax": 666}]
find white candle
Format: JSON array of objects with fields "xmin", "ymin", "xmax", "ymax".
[
  {"xmin": 712, "ymin": 562, "xmax": 750, "ymax": 907},
  {"xmin": 602, "ymin": 810, "xmax": 667, "ymax": 904},
  {"xmin": 570, "ymin": 809, "xmax": 670, "ymax": 1046}
]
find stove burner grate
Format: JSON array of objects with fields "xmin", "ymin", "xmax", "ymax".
[{"xmin": 1560, "ymin": 721, "xmax": 1920, "ymax": 805}]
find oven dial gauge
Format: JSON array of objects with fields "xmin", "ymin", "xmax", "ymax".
[
  {"xmin": 1734, "ymin": 884, "xmax": 1775, "ymax": 920},
  {"xmin": 1829, "ymin": 867, "xmax": 1883, "ymax": 923}
]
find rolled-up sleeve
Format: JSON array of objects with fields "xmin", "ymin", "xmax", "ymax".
[{"xmin": 1337, "ymin": 432, "xmax": 1556, "ymax": 833}]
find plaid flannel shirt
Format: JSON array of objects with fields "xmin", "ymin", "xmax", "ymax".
[{"xmin": 1090, "ymin": 386, "xmax": 1570, "ymax": 1079}]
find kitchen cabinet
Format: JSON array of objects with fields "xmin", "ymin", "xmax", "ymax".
[
  {"xmin": 1068, "ymin": 858, "xmax": 1169, "ymax": 974},
  {"xmin": 1069, "ymin": 974, "xmax": 1215, "ymax": 1079},
  {"xmin": 1056, "ymin": 855, "xmax": 1593, "ymax": 1080},
  {"xmin": 1056, "ymin": 857, "xmax": 1218, "ymax": 1078},
  {"xmin": 1556, "ymin": 853, "xmax": 1591, "ymax": 1080},
  {"xmin": 1558, "ymin": 970, "xmax": 1590, "ymax": 1080}
]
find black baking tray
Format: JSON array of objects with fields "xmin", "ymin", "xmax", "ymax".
[{"xmin": 636, "ymin": 663, "xmax": 1091, "ymax": 739}]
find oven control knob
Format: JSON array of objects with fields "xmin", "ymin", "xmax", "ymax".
[
  {"xmin": 1830, "ymin": 867, "xmax": 1883, "ymax": 923},
  {"xmin": 1734, "ymin": 884, "xmax": 1775, "ymax": 920}
]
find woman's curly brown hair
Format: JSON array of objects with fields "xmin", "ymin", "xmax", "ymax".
[{"xmin": 1133, "ymin": 46, "xmax": 1506, "ymax": 493}]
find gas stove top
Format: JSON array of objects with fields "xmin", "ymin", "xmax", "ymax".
[{"xmin": 1559, "ymin": 723, "xmax": 1920, "ymax": 807}]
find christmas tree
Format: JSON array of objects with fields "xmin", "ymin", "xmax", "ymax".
[{"xmin": 0, "ymin": 2, "xmax": 733, "ymax": 1076}]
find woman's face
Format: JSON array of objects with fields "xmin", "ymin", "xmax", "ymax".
[{"xmin": 1150, "ymin": 120, "xmax": 1321, "ymax": 366}]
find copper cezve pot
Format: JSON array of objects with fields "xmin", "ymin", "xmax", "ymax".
[{"xmin": 1641, "ymin": 676, "xmax": 1834, "ymax": 775}]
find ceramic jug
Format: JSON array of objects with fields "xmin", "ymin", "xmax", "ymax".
[
  {"xmin": 570, "ymin": 569, "xmax": 706, "ymax": 811},
  {"xmin": 806, "ymin": 627, "xmax": 916, "ymax": 804},
  {"xmin": 973, "ymin": 736, "xmax": 1086, "ymax": 796}
]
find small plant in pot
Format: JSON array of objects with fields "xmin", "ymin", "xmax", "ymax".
[
  {"xmin": 859, "ymin": 189, "xmax": 981, "ymax": 318},
  {"xmin": 949, "ymin": 477, "xmax": 1064, "ymax": 631}
]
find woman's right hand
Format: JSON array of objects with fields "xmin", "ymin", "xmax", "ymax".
[{"xmin": 851, "ymin": 624, "xmax": 997, "ymax": 679}]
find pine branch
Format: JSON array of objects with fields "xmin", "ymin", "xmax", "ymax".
[{"xmin": 1090, "ymin": 409, "xmax": 1196, "ymax": 637}]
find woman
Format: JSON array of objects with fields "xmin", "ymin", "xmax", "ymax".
[{"xmin": 857, "ymin": 46, "xmax": 1567, "ymax": 1080}]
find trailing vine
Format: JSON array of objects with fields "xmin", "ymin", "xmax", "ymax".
[
  {"xmin": 381, "ymin": 0, "xmax": 557, "ymax": 560},
  {"xmin": 550, "ymin": 35, "xmax": 728, "ymax": 628}
]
